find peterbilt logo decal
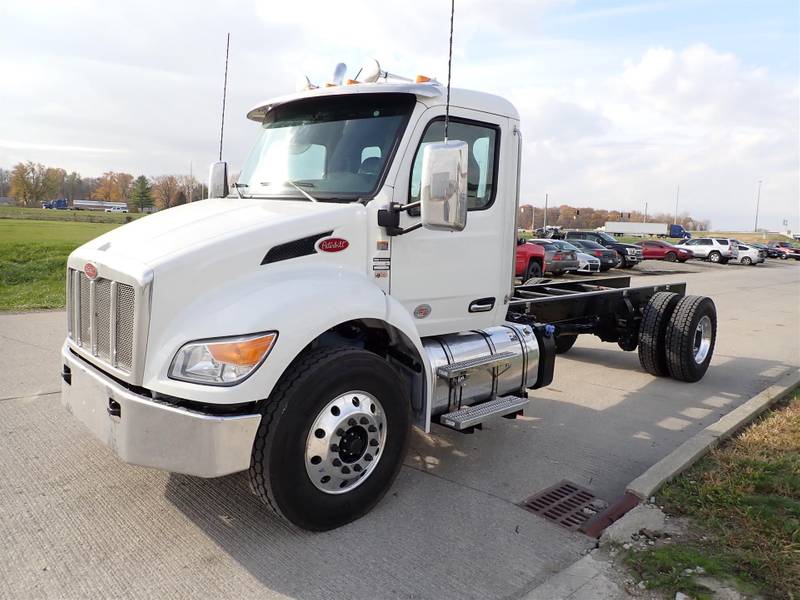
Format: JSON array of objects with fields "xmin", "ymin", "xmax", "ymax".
[
  {"xmin": 317, "ymin": 238, "xmax": 349, "ymax": 253},
  {"xmin": 83, "ymin": 263, "xmax": 98, "ymax": 279}
]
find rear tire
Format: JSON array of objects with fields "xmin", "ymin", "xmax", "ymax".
[
  {"xmin": 708, "ymin": 251, "xmax": 721, "ymax": 263},
  {"xmin": 741, "ymin": 256, "xmax": 752, "ymax": 265},
  {"xmin": 526, "ymin": 260, "xmax": 542, "ymax": 280},
  {"xmin": 554, "ymin": 334, "xmax": 578, "ymax": 354},
  {"xmin": 249, "ymin": 346, "xmax": 411, "ymax": 530},
  {"xmin": 664, "ymin": 295, "xmax": 717, "ymax": 383},
  {"xmin": 637, "ymin": 292, "xmax": 681, "ymax": 376}
]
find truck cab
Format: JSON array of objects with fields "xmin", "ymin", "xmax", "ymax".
[{"xmin": 60, "ymin": 73, "xmax": 717, "ymax": 531}]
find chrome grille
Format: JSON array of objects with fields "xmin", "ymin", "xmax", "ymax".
[{"xmin": 68, "ymin": 268, "xmax": 137, "ymax": 373}]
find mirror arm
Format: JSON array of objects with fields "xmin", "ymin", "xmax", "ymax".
[{"xmin": 377, "ymin": 202, "xmax": 423, "ymax": 236}]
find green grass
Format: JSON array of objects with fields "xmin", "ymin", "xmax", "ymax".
[
  {"xmin": 0, "ymin": 205, "xmax": 144, "ymax": 224},
  {"xmin": 0, "ymin": 219, "xmax": 119, "ymax": 311},
  {"xmin": 627, "ymin": 393, "xmax": 800, "ymax": 599}
]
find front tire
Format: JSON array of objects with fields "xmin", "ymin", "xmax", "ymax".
[
  {"xmin": 249, "ymin": 346, "xmax": 411, "ymax": 530},
  {"xmin": 664, "ymin": 251, "xmax": 677, "ymax": 262}
]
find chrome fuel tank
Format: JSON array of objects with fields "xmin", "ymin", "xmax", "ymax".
[{"xmin": 422, "ymin": 323, "xmax": 540, "ymax": 416}]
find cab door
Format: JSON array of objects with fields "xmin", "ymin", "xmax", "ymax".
[{"xmin": 387, "ymin": 106, "xmax": 514, "ymax": 337}]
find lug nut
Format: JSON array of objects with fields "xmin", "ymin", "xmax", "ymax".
[{"xmin": 332, "ymin": 458, "xmax": 342, "ymax": 467}]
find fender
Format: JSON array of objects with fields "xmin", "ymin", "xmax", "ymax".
[{"xmin": 143, "ymin": 265, "xmax": 434, "ymax": 428}]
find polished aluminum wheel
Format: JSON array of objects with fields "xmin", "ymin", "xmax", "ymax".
[
  {"xmin": 693, "ymin": 315, "xmax": 712, "ymax": 364},
  {"xmin": 305, "ymin": 391, "xmax": 386, "ymax": 494}
]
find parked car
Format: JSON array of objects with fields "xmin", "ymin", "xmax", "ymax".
[
  {"xmin": 731, "ymin": 244, "xmax": 763, "ymax": 266},
  {"xmin": 105, "ymin": 206, "xmax": 129, "ymax": 213},
  {"xmin": 528, "ymin": 239, "xmax": 580, "ymax": 275},
  {"xmin": 635, "ymin": 240, "xmax": 693, "ymax": 262},
  {"xmin": 568, "ymin": 239, "xmax": 619, "ymax": 271},
  {"xmin": 515, "ymin": 239, "xmax": 547, "ymax": 280},
  {"xmin": 674, "ymin": 238, "xmax": 738, "ymax": 264},
  {"xmin": 768, "ymin": 242, "xmax": 800, "ymax": 260},
  {"xmin": 750, "ymin": 242, "xmax": 781, "ymax": 258},
  {"xmin": 562, "ymin": 231, "xmax": 643, "ymax": 268},
  {"xmin": 550, "ymin": 240, "xmax": 600, "ymax": 274}
]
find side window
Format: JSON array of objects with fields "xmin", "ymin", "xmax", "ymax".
[
  {"xmin": 700, "ymin": 239, "xmax": 713, "ymax": 245},
  {"xmin": 409, "ymin": 118, "xmax": 498, "ymax": 210},
  {"xmin": 715, "ymin": 239, "xmax": 729, "ymax": 245}
]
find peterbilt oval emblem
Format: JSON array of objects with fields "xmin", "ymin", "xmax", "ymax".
[
  {"xmin": 84, "ymin": 263, "xmax": 98, "ymax": 279},
  {"xmin": 318, "ymin": 238, "xmax": 349, "ymax": 252},
  {"xmin": 413, "ymin": 304, "xmax": 432, "ymax": 319}
]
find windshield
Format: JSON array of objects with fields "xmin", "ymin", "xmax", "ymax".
[
  {"xmin": 236, "ymin": 93, "xmax": 415, "ymax": 201},
  {"xmin": 597, "ymin": 232, "xmax": 619, "ymax": 243}
]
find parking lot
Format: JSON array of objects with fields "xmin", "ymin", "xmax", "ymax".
[{"xmin": 1, "ymin": 260, "xmax": 798, "ymax": 600}]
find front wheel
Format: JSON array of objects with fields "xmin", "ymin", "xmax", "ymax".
[
  {"xmin": 664, "ymin": 252, "xmax": 677, "ymax": 262},
  {"xmin": 249, "ymin": 346, "xmax": 411, "ymax": 530}
]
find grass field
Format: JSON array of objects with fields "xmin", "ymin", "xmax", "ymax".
[
  {"xmin": 627, "ymin": 391, "xmax": 800, "ymax": 599},
  {"xmin": 0, "ymin": 219, "xmax": 119, "ymax": 311},
  {"xmin": 0, "ymin": 205, "xmax": 144, "ymax": 224}
]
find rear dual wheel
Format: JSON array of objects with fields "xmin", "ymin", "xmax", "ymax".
[{"xmin": 638, "ymin": 293, "xmax": 717, "ymax": 382}]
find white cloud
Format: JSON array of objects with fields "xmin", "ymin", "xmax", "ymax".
[{"xmin": 0, "ymin": 1, "xmax": 796, "ymax": 230}]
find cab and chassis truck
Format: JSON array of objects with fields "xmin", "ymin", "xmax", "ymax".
[{"xmin": 61, "ymin": 77, "xmax": 718, "ymax": 530}]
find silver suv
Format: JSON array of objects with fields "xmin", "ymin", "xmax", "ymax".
[{"xmin": 674, "ymin": 238, "xmax": 739, "ymax": 264}]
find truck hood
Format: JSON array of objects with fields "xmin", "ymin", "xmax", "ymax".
[{"xmin": 82, "ymin": 198, "xmax": 358, "ymax": 265}]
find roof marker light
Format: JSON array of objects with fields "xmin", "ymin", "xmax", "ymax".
[{"xmin": 415, "ymin": 75, "xmax": 432, "ymax": 83}]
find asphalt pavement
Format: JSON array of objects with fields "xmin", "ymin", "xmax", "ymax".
[{"xmin": 1, "ymin": 259, "xmax": 798, "ymax": 599}]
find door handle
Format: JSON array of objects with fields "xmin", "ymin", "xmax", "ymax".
[{"xmin": 469, "ymin": 297, "xmax": 496, "ymax": 313}]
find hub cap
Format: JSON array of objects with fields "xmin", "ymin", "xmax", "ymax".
[
  {"xmin": 305, "ymin": 391, "xmax": 386, "ymax": 494},
  {"xmin": 693, "ymin": 315, "xmax": 712, "ymax": 364}
]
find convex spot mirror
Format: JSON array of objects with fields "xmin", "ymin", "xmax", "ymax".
[
  {"xmin": 209, "ymin": 161, "xmax": 229, "ymax": 199},
  {"xmin": 420, "ymin": 140, "xmax": 468, "ymax": 232}
]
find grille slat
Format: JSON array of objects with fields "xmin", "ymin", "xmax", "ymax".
[{"xmin": 68, "ymin": 268, "xmax": 136, "ymax": 374}]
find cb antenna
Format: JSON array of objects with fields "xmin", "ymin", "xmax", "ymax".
[
  {"xmin": 444, "ymin": 0, "xmax": 455, "ymax": 141},
  {"xmin": 218, "ymin": 33, "xmax": 230, "ymax": 161}
]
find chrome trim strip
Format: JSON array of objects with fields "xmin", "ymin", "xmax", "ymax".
[
  {"xmin": 110, "ymin": 281, "xmax": 118, "ymax": 367},
  {"xmin": 89, "ymin": 278, "xmax": 97, "ymax": 356}
]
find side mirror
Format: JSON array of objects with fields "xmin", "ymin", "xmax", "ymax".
[
  {"xmin": 208, "ymin": 161, "xmax": 229, "ymax": 199},
  {"xmin": 420, "ymin": 140, "xmax": 468, "ymax": 232}
]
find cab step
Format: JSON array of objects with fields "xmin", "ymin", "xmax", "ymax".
[
  {"xmin": 436, "ymin": 351, "xmax": 516, "ymax": 380},
  {"xmin": 438, "ymin": 395, "xmax": 529, "ymax": 431}
]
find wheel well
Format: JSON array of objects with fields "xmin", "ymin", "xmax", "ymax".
[
  {"xmin": 296, "ymin": 319, "xmax": 427, "ymax": 427},
  {"xmin": 528, "ymin": 256, "xmax": 543, "ymax": 270}
]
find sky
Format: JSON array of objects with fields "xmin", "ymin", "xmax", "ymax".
[{"xmin": 0, "ymin": 0, "xmax": 797, "ymax": 231}]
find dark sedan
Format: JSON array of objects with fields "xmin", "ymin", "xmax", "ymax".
[{"xmin": 568, "ymin": 239, "xmax": 619, "ymax": 271}]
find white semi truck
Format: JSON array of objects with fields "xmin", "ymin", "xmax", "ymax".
[{"xmin": 61, "ymin": 72, "xmax": 717, "ymax": 530}]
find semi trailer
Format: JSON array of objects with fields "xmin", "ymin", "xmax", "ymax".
[
  {"xmin": 604, "ymin": 221, "xmax": 690, "ymax": 239},
  {"xmin": 60, "ymin": 68, "xmax": 718, "ymax": 531}
]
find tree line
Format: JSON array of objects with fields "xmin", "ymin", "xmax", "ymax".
[
  {"xmin": 0, "ymin": 162, "xmax": 207, "ymax": 212},
  {"xmin": 517, "ymin": 204, "xmax": 711, "ymax": 232}
]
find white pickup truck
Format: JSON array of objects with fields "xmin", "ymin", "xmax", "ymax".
[{"xmin": 61, "ymin": 72, "xmax": 718, "ymax": 530}]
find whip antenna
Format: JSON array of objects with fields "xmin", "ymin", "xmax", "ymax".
[
  {"xmin": 444, "ymin": 0, "xmax": 455, "ymax": 141},
  {"xmin": 218, "ymin": 33, "xmax": 230, "ymax": 161}
]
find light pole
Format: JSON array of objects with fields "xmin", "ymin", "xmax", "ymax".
[
  {"xmin": 643, "ymin": 200, "xmax": 648, "ymax": 223},
  {"xmin": 543, "ymin": 193, "xmax": 548, "ymax": 229},
  {"xmin": 753, "ymin": 180, "xmax": 762, "ymax": 232},
  {"xmin": 674, "ymin": 185, "xmax": 680, "ymax": 224}
]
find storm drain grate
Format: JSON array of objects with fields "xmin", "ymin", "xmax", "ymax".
[{"xmin": 520, "ymin": 480, "xmax": 606, "ymax": 532}]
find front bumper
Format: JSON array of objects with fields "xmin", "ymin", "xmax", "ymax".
[{"xmin": 61, "ymin": 344, "xmax": 261, "ymax": 478}]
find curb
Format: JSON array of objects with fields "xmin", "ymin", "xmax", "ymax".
[{"xmin": 627, "ymin": 368, "xmax": 800, "ymax": 500}]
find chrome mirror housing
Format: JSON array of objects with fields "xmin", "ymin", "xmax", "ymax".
[
  {"xmin": 420, "ymin": 141, "xmax": 468, "ymax": 232},
  {"xmin": 208, "ymin": 161, "xmax": 229, "ymax": 199}
]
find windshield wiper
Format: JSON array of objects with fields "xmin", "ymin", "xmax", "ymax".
[
  {"xmin": 284, "ymin": 180, "xmax": 318, "ymax": 203},
  {"xmin": 232, "ymin": 182, "xmax": 249, "ymax": 199}
]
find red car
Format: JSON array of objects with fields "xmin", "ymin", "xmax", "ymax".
[
  {"xmin": 636, "ymin": 240, "xmax": 693, "ymax": 262},
  {"xmin": 515, "ymin": 239, "xmax": 546, "ymax": 279}
]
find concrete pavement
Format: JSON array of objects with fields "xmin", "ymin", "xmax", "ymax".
[{"xmin": 0, "ymin": 260, "xmax": 798, "ymax": 599}]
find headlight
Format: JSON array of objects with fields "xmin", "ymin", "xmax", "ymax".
[
  {"xmin": 625, "ymin": 247, "xmax": 634, "ymax": 255},
  {"xmin": 168, "ymin": 332, "xmax": 277, "ymax": 386}
]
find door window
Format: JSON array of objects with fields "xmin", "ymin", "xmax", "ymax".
[{"xmin": 409, "ymin": 118, "xmax": 498, "ymax": 210}]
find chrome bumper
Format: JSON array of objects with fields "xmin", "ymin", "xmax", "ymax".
[{"xmin": 61, "ymin": 344, "xmax": 261, "ymax": 478}]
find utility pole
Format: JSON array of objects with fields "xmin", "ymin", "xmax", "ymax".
[
  {"xmin": 643, "ymin": 200, "xmax": 648, "ymax": 223},
  {"xmin": 753, "ymin": 180, "xmax": 762, "ymax": 232},
  {"xmin": 543, "ymin": 193, "xmax": 548, "ymax": 229},
  {"xmin": 674, "ymin": 185, "xmax": 680, "ymax": 224}
]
